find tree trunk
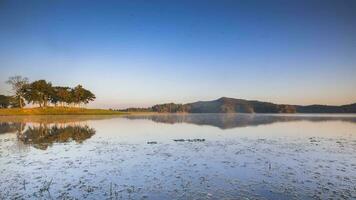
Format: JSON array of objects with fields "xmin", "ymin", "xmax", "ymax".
[
  {"xmin": 19, "ymin": 96, "xmax": 23, "ymax": 109},
  {"xmin": 43, "ymin": 96, "xmax": 47, "ymax": 107}
]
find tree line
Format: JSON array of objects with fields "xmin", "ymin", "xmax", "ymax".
[
  {"xmin": 151, "ymin": 103, "xmax": 186, "ymax": 112},
  {"xmin": 0, "ymin": 76, "xmax": 95, "ymax": 108},
  {"xmin": 119, "ymin": 103, "xmax": 187, "ymax": 113}
]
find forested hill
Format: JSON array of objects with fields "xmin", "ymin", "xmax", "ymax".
[
  {"xmin": 122, "ymin": 97, "xmax": 356, "ymax": 113},
  {"xmin": 295, "ymin": 103, "xmax": 356, "ymax": 113},
  {"xmin": 186, "ymin": 97, "xmax": 356, "ymax": 113},
  {"xmin": 185, "ymin": 97, "xmax": 297, "ymax": 113}
]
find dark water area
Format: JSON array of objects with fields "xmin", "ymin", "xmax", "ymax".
[{"xmin": 0, "ymin": 114, "xmax": 355, "ymax": 199}]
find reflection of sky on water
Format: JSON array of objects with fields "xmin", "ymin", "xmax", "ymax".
[{"xmin": 0, "ymin": 114, "xmax": 355, "ymax": 199}]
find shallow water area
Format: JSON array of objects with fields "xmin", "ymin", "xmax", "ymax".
[{"xmin": 0, "ymin": 114, "xmax": 355, "ymax": 199}]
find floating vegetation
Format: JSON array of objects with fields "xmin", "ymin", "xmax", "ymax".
[
  {"xmin": 147, "ymin": 141, "xmax": 158, "ymax": 144},
  {"xmin": 173, "ymin": 139, "xmax": 205, "ymax": 142}
]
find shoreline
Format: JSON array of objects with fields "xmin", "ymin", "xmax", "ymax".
[
  {"xmin": 0, "ymin": 107, "xmax": 128, "ymax": 116},
  {"xmin": 1, "ymin": 107, "xmax": 356, "ymax": 116}
]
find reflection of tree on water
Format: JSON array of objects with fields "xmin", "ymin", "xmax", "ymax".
[
  {"xmin": 0, "ymin": 122, "xmax": 25, "ymax": 134},
  {"xmin": 17, "ymin": 123, "xmax": 96, "ymax": 150}
]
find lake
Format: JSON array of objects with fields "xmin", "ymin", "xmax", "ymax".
[{"xmin": 0, "ymin": 114, "xmax": 355, "ymax": 199}]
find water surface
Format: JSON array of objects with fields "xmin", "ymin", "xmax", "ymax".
[{"xmin": 0, "ymin": 114, "xmax": 355, "ymax": 199}]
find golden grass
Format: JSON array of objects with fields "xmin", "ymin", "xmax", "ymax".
[{"xmin": 0, "ymin": 107, "xmax": 127, "ymax": 116}]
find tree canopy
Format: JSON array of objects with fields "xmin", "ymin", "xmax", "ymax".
[{"xmin": 2, "ymin": 76, "xmax": 96, "ymax": 108}]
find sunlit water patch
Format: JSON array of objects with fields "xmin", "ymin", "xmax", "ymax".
[{"xmin": 0, "ymin": 114, "xmax": 355, "ymax": 199}]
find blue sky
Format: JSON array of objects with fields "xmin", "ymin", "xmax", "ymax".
[{"xmin": 0, "ymin": 0, "xmax": 355, "ymax": 108}]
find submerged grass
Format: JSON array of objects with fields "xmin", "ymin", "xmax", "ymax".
[{"xmin": 0, "ymin": 107, "xmax": 127, "ymax": 116}]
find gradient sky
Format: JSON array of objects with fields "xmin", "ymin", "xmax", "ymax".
[{"xmin": 0, "ymin": 0, "xmax": 355, "ymax": 108}]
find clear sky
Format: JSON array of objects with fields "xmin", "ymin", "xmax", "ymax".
[{"xmin": 0, "ymin": 0, "xmax": 355, "ymax": 108}]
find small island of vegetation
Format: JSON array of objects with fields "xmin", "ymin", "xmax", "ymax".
[{"xmin": 0, "ymin": 76, "xmax": 124, "ymax": 115}]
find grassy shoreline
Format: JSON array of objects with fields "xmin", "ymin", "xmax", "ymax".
[{"xmin": 0, "ymin": 107, "xmax": 128, "ymax": 116}]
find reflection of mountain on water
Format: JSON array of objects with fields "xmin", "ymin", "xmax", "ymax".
[
  {"xmin": 18, "ymin": 124, "xmax": 96, "ymax": 150},
  {"xmin": 125, "ymin": 114, "xmax": 356, "ymax": 129}
]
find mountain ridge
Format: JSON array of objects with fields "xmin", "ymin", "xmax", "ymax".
[{"xmin": 122, "ymin": 97, "xmax": 356, "ymax": 113}]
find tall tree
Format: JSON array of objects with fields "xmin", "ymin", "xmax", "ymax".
[
  {"xmin": 24, "ymin": 80, "xmax": 53, "ymax": 107},
  {"xmin": 72, "ymin": 85, "xmax": 85, "ymax": 107},
  {"xmin": 69, "ymin": 85, "xmax": 96, "ymax": 107},
  {"xmin": 6, "ymin": 76, "xmax": 29, "ymax": 108},
  {"xmin": 51, "ymin": 86, "xmax": 71, "ymax": 106},
  {"xmin": 50, "ymin": 86, "xmax": 61, "ymax": 106},
  {"xmin": 82, "ymin": 88, "xmax": 96, "ymax": 105}
]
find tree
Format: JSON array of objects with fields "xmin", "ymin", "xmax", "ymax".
[
  {"xmin": 0, "ymin": 95, "xmax": 10, "ymax": 108},
  {"xmin": 72, "ymin": 85, "xmax": 85, "ymax": 106},
  {"xmin": 49, "ymin": 87, "xmax": 60, "ymax": 106},
  {"xmin": 6, "ymin": 76, "xmax": 29, "ymax": 108},
  {"xmin": 82, "ymin": 88, "xmax": 96, "ymax": 105},
  {"xmin": 9, "ymin": 96, "xmax": 26, "ymax": 108},
  {"xmin": 23, "ymin": 80, "xmax": 53, "ymax": 107},
  {"xmin": 51, "ymin": 86, "xmax": 71, "ymax": 106}
]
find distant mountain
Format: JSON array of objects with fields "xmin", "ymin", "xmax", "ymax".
[
  {"xmin": 139, "ymin": 97, "xmax": 356, "ymax": 113},
  {"xmin": 185, "ymin": 97, "xmax": 297, "ymax": 113}
]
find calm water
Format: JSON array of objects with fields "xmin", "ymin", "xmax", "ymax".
[{"xmin": 0, "ymin": 114, "xmax": 355, "ymax": 199}]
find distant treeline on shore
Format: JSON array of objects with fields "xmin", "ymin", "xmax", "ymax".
[
  {"xmin": 0, "ymin": 76, "xmax": 95, "ymax": 109},
  {"xmin": 119, "ymin": 97, "xmax": 356, "ymax": 114},
  {"xmin": 120, "ymin": 103, "xmax": 185, "ymax": 113}
]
